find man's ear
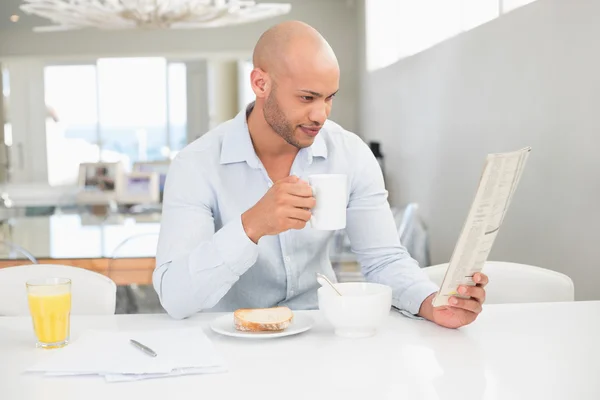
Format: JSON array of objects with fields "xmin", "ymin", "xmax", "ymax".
[{"xmin": 250, "ymin": 68, "xmax": 270, "ymax": 98}]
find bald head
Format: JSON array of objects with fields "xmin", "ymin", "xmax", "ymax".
[
  {"xmin": 252, "ymin": 21, "xmax": 338, "ymax": 77},
  {"xmin": 248, "ymin": 21, "xmax": 340, "ymax": 151}
]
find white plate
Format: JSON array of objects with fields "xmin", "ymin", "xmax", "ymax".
[{"xmin": 209, "ymin": 312, "xmax": 313, "ymax": 339}]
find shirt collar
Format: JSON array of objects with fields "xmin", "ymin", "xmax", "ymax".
[
  {"xmin": 309, "ymin": 130, "xmax": 328, "ymax": 160},
  {"xmin": 220, "ymin": 102, "xmax": 328, "ymax": 167},
  {"xmin": 219, "ymin": 103, "xmax": 261, "ymax": 168}
]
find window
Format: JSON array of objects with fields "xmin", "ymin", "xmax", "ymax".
[
  {"xmin": 462, "ymin": 0, "xmax": 499, "ymax": 31},
  {"xmin": 45, "ymin": 65, "xmax": 99, "ymax": 186},
  {"xmin": 44, "ymin": 58, "xmax": 187, "ymax": 186},
  {"xmin": 502, "ymin": 0, "xmax": 537, "ymax": 13},
  {"xmin": 97, "ymin": 58, "xmax": 168, "ymax": 165},
  {"xmin": 366, "ymin": 0, "xmax": 538, "ymax": 71}
]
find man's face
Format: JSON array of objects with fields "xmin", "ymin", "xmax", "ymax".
[{"xmin": 262, "ymin": 61, "xmax": 339, "ymax": 149}]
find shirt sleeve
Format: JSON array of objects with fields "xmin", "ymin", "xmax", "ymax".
[
  {"xmin": 344, "ymin": 139, "xmax": 439, "ymax": 316},
  {"xmin": 153, "ymin": 153, "xmax": 259, "ymax": 319}
]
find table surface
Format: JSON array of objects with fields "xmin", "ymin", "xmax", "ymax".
[{"xmin": 2, "ymin": 301, "xmax": 599, "ymax": 400}]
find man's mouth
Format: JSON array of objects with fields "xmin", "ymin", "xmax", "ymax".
[{"xmin": 299, "ymin": 125, "xmax": 322, "ymax": 137}]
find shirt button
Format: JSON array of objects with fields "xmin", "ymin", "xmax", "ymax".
[{"xmin": 284, "ymin": 256, "xmax": 291, "ymax": 263}]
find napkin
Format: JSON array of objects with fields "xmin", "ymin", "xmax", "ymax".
[{"xmin": 27, "ymin": 327, "xmax": 226, "ymax": 382}]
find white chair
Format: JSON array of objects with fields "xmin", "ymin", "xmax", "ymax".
[
  {"xmin": 423, "ymin": 261, "xmax": 575, "ymax": 304},
  {"xmin": 108, "ymin": 232, "xmax": 162, "ymax": 314},
  {"xmin": 0, "ymin": 240, "xmax": 38, "ymax": 264},
  {"xmin": 0, "ymin": 264, "xmax": 117, "ymax": 316},
  {"xmin": 397, "ymin": 203, "xmax": 431, "ymax": 268}
]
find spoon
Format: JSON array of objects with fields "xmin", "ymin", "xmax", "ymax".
[{"xmin": 316, "ymin": 273, "xmax": 342, "ymax": 296}]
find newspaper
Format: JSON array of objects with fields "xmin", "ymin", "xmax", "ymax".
[{"xmin": 432, "ymin": 147, "xmax": 532, "ymax": 307}]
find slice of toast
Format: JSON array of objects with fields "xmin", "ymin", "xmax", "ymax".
[{"xmin": 234, "ymin": 306, "xmax": 293, "ymax": 332}]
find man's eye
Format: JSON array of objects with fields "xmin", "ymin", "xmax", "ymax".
[{"xmin": 301, "ymin": 96, "xmax": 313, "ymax": 101}]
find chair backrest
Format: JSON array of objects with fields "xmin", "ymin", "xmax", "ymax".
[
  {"xmin": 397, "ymin": 203, "xmax": 431, "ymax": 267},
  {"xmin": 423, "ymin": 261, "xmax": 575, "ymax": 304},
  {"xmin": 328, "ymin": 204, "xmax": 431, "ymax": 269},
  {"xmin": 107, "ymin": 232, "xmax": 159, "ymax": 281},
  {"xmin": 397, "ymin": 203, "xmax": 417, "ymax": 241},
  {"xmin": 0, "ymin": 264, "xmax": 117, "ymax": 316},
  {"xmin": 109, "ymin": 232, "xmax": 161, "ymax": 314},
  {"xmin": 109, "ymin": 232, "xmax": 159, "ymax": 260},
  {"xmin": 0, "ymin": 240, "xmax": 38, "ymax": 264}
]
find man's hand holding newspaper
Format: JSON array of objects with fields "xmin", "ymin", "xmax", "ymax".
[
  {"xmin": 418, "ymin": 272, "xmax": 489, "ymax": 329},
  {"xmin": 416, "ymin": 147, "xmax": 531, "ymax": 328}
]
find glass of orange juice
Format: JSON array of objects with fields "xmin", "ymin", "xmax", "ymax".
[{"xmin": 26, "ymin": 277, "xmax": 72, "ymax": 349}]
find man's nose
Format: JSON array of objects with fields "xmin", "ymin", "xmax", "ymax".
[{"xmin": 309, "ymin": 104, "xmax": 328, "ymax": 125}]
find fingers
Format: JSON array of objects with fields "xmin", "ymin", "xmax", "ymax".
[
  {"xmin": 288, "ymin": 217, "xmax": 309, "ymax": 230},
  {"xmin": 274, "ymin": 190, "xmax": 315, "ymax": 209},
  {"xmin": 457, "ymin": 285, "xmax": 486, "ymax": 304},
  {"xmin": 287, "ymin": 194, "xmax": 316, "ymax": 209},
  {"xmin": 473, "ymin": 272, "xmax": 488, "ymax": 287},
  {"xmin": 273, "ymin": 176, "xmax": 313, "ymax": 197},
  {"xmin": 448, "ymin": 296, "xmax": 483, "ymax": 314},
  {"xmin": 282, "ymin": 215, "xmax": 310, "ymax": 231},
  {"xmin": 282, "ymin": 182, "xmax": 313, "ymax": 198},
  {"xmin": 286, "ymin": 207, "xmax": 312, "ymax": 222}
]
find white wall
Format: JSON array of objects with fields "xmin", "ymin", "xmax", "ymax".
[
  {"xmin": 360, "ymin": 0, "xmax": 600, "ymax": 300},
  {"xmin": 0, "ymin": 0, "xmax": 359, "ymax": 133}
]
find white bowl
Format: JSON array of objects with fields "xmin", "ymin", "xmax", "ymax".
[{"xmin": 318, "ymin": 282, "xmax": 393, "ymax": 338}]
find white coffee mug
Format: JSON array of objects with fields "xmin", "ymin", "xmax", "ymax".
[{"xmin": 308, "ymin": 174, "xmax": 347, "ymax": 230}]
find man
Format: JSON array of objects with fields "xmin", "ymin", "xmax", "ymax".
[{"xmin": 154, "ymin": 21, "xmax": 488, "ymax": 329}]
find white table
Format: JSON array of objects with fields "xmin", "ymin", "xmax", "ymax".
[{"xmin": 2, "ymin": 301, "xmax": 600, "ymax": 400}]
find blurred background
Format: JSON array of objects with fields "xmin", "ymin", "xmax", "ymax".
[{"xmin": 0, "ymin": 0, "xmax": 597, "ymax": 313}]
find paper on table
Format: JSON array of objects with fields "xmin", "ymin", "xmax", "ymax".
[
  {"xmin": 104, "ymin": 366, "xmax": 227, "ymax": 383},
  {"xmin": 432, "ymin": 147, "xmax": 532, "ymax": 307},
  {"xmin": 27, "ymin": 327, "xmax": 226, "ymax": 381}
]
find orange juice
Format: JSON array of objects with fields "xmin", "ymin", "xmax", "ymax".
[{"xmin": 26, "ymin": 278, "xmax": 71, "ymax": 348}]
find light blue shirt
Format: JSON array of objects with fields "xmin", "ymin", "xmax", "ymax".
[{"xmin": 154, "ymin": 104, "xmax": 439, "ymax": 319}]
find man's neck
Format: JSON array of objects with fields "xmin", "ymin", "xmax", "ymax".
[
  {"xmin": 246, "ymin": 102, "xmax": 298, "ymax": 182},
  {"xmin": 246, "ymin": 102, "xmax": 299, "ymax": 161}
]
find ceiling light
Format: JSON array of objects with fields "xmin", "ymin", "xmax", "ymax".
[{"xmin": 20, "ymin": 0, "xmax": 291, "ymax": 32}]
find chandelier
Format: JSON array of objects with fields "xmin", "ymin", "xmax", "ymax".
[{"xmin": 20, "ymin": 0, "xmax": 292, "ymax": 32}]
